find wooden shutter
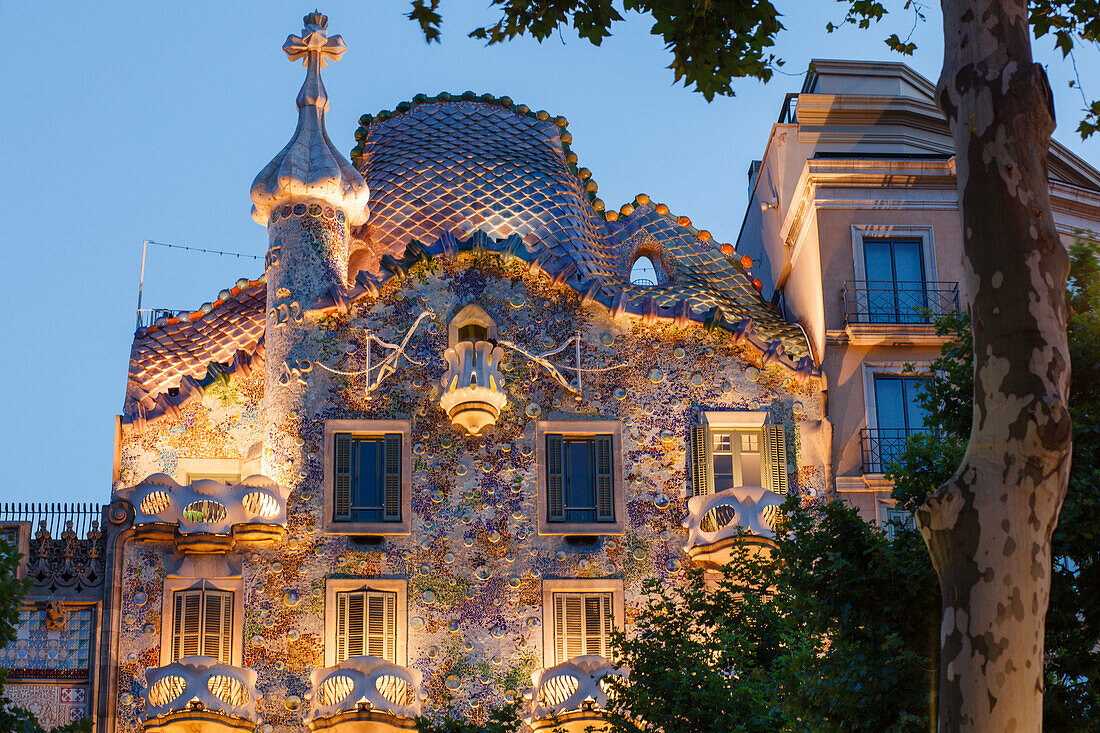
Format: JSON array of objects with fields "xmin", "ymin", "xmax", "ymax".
[
  {"xmin": 546, "ymin": 435, "xmax": 565, "ymax": 522},
  {"xmin": 383, "ymin": 434, "xmax": 402, "ymax": 521},
  {"xmin": 554, "ymin": 592, "xmax": 612, "ymax": 664},
  {"xmin": 202, "ymin": 590, "xmax": 233, "ymax": 663},
  {"xmin": 689, "ymin": 425, "xmax": 713, "ymax": 497},
  {"xmin": 594, "ymin": 435, "xmax": 614, "ymax": 522},
  {"xmin": 334, "ymin": 433, "xmax": 352, "ymax": 521},
  {"xmin": 172, "ymin": 590, "xmax": 202, "ymax": 661},
  {"xmin": 337, "ymin": 590, "xmax": 397, "ymax": 664},
  {"xmin": 764, "ymin": 425, "xmax": 789, "ymax": 495}
]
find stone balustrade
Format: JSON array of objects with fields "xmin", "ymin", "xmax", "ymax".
[
  {"xmin": 682, "ymin": 486, "xmax": 785, "ymax": 567},
  {"xmin": 529, "ymin": 655, "xmax": 624, "ymax": 722},
  {"xmin": 113, "ymin": 474, "xmax": 290, "ymax": 551},
  {"xmin": 308, "ymin": 656, "xmax": 423, "ymax": 725},
  {"xmin": 143, "ymin": 656, "xmax": 259, "ymax": 728},
  {"xmin": 439, "ymin": 339, "xmax": 508, "ymax": 435}
]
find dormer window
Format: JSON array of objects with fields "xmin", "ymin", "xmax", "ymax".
[{"xmin": 448, "ymin": 304, "xmax": 497, "ymax": 347}]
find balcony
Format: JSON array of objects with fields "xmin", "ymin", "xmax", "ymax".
[
  {"xmin": 861, "ymin": 428, "xmax": 927, "ymax": 474},
  {"xmin": 841, "ymin": 281, "xmax": 959, "ymax": 345},
  {"xmin": 113, "ymin": 474, "xmax": 290, "ymax": 553},
  {"xmin": 142, "ymin": 656, "xmax": 259, "ymax": 733},
  {"xmin": 682, "ymin": 486, "xmax": 785, "ymax": 568},
  {"xmin": 528, "ymin": 656, "xmax": 624, "ymax": 733},
  {"xmin": 307, "ymin": 656, "xmax": 423, "ymax": 733}
]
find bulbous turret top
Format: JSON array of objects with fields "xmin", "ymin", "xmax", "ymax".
[{"xmin": 250, "ymin": 12, "xmax": 370, "ymax": 226}]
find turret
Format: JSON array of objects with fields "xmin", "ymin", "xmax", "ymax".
[{"xmin": 251, "ymin": 11, "xmax": 369, "ymax": 481}]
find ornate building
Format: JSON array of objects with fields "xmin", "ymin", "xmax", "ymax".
[{"xmin": 1, "ymin": 12, "xmax": 1095, "ymax": 733}]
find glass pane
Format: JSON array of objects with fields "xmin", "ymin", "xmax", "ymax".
[
  {"xmin": 904, "ymin": 378, "xmax": 928, "ymax": 429},
  {"xmin": 352, "ymin": 438, "xmax": 384, "ymax": 521},
  {"xmin": 713, "ymin": 434, "xmax": 732, "ymax": 452},
  {"xmin": 864, "ymin": 240, "xmax": 894, "ymax": 282},
  {"xmin": 874, "ymin": 377, "xmax": 908, "ymax": 430},
  {"xmin": 740, "ymin": 453, "xmax": 762, "ymax": 487},
  {"xmin": 892, "ymin": 241, "xmax": 925, "ymax": 283},
  {"xmin": 713, "ymin": 454, "xmax": 735, "ymax": 492},
  {"xmin": 564, "ymin": 439, "xmax": 595, "ymax": 521},
  {"xmin": 629, "ymin": 256, "xmax": 659, "ymax": 286}
]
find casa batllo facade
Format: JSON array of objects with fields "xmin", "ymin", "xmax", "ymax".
[
  {"xmin": 0, "ymin": 12, "xmax": 824, "ymax": 733},
  {"xmin": 4, "ymin": 13, "xmax": 1094, "ymax": 733}
]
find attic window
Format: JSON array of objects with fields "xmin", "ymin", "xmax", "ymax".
[
  {"xmin": 629, "ymin": 255, "xmax": 660, "ymax": 287},
  {"xmin": 448, "ymin": 304, "xmax": 498, "ymax": 348}
]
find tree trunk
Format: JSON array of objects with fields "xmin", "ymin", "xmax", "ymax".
[{"xmin": 919, "ymin": 1, "xmax": 1072, "ymax": 730}]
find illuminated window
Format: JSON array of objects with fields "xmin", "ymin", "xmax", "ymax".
[
  {"xmin": 335, "ymin": 589, "xmax": 397, "ymax": 663},
  {"xmin": 171, "ymin": 588, "xmax": 233, "ymax": 663},
  {"xmin": 690, "ymin": 414, "xmax": 788, "ymax": 497},
  {"xmin": 551, "ymin": 592, "xmax": 613, "ymax": 665}
]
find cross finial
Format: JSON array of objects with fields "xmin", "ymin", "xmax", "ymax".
[{"xmin": 282, "ymin": 10, "xmax": 347, "ymax": 111}]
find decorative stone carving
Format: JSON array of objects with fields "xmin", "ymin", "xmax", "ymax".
[
  {"xmin": 23, "ymin": 520, "xmax": 107, "ymax": 593},
  {"xmin": 308, "ymin": 656, "xmax": 423, "ymax": 721},
  {"xmin": 250, "ymin": 12, "xmax": 369, "ymax": 227},
  {"xmin": 143, "ymin": 656, "xmax": 259, "ymax": 723},
  {"xmin": 439, "ymin": 340, "xmax": 509, "ymax": 435},
  {"xmin": 530, "ymin": 655, "xmax": 624, "ymax": 721}
]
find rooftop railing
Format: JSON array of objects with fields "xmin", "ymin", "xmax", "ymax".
[
  {"xmin": 861, "ymin": 427, "xmax": 929, "ymax": 474},
  {"xmin": 777, "ymin": 92, "xmax": 799, "ymax": 124},
  {"xmin": 0, "ymin": 503, "xmax": 103, "ymax": 540},
  {"xmin": 842, "ymin": 280, "xmax": 959, "ymax": 326}
]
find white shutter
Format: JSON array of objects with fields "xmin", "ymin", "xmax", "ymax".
[
  {"xmin": 337, "ymin": 590, "xmax": 397, "ymax": 664},
  {"xmin": 173, "ymin": 590, "xmax": 202, "ymax": 661},
  {"xmin": 764, "ymin": 425, "xmax": 789, "ymax": 495},
  {"xmin": 202, "ymin": 590, "xmax": 233, "ymax": 664},
  {"xmin": 554, "ymin": 592, "xmax": 613, "ymax": 664}
]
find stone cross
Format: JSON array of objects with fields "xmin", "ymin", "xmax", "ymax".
[{"xmin": 282, "ymin": 11, "xmax": 347, "ymax": 111}]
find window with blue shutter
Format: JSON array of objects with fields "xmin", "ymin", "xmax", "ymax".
[
  {"xmin": 546, "ymin": 434, "xmax": 615, "ymax": 524},
  {"xmin": 333, "ymin": 433, "xmax": 402, "ymax": 524}
]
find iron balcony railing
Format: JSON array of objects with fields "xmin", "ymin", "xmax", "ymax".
[
  {"xmin": 843, "ymin": 281, "xmax": 959, "ymax": 326},
  {"xmin": 0, "ymin": 503, "xmax": 103, "ymax": 539},
  {"xmin": 861, "ymin": 428, "xmax": 929, "ymax": 474}
]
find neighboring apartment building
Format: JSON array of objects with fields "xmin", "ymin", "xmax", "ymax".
[
  {"xmin": 735, "ymin": 59, "xmax": 1100, "ymax": 525},
  {"xmin": 0, "ymin": 13, "xmax": 830, "ymax": 733}
]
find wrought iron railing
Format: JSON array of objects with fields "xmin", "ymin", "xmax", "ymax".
[
  {"xmin": 861, "ymin": 428, "xmax": 929, "ymax": 474},
  {"xmin": 777, "ymin": 92, "xmax": 799, "ymax": 123},
  {"xmin": 0, "ymin": 503, "xmax": 103, "ymax": 540},
  {"xmin": 842, "ymin": 281, "xmax": 959, "ymax": 325},
  {"xmin": 137, "ymin": 308, "xmax": 182, "ymax": 328}
]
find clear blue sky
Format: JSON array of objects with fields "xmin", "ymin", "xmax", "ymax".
[{"xmin": 3, "ymin": 1, "xmax": 1097, "ymax": 504}]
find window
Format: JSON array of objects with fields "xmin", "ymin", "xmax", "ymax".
[
  {"xmin": 171, "ymin": 588, "xmax": 233, "ymax": 663},
  {"xmin": 335, "ymin": 589, "xmax": 397, "ymax": 663},
  {"xmin": 863, "ymin": 238, "xmax": 927, "ymax": 323},
  {"xmin": 448, "ymin": 304, "xmax": 498, "ymax": 348},
  {"xmin": 690, "ymin": 414, "xmax": 788, "ymax": 498},
  {"xmin": 457, "ymin": 323, "xmax": 489, "ymax": 342},
  {"xmin": 551, "ymin": 592, "xmax": 613, "ymax": 665},
  {"xmin": 873, "ymin": 376, "xmax": 927, "ymax": 434},
  {"xmin": 885, "ymin": 508, "xmax": 915, "ymax": 540},
  {"xmin": 333, "ymin": 433, "xmax": 402, "ymax": 524},
  {"xmin": 629, "ymin": 256, "xmax": 659, "ymax": 286},
  {"xmin": 323, "ymin": 420, "xmax": 412, "ymax": 535},
  {"xmin": 546, "ymin": 435, "xmax": 614, "ymax": 524},
  {"xmin": 535, "ymin": 421, "xmax": 624, "ymax": 535}
]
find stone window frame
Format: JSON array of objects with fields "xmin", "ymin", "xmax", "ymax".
[
  {"xmin": 323, "ymin": 577, "xmax": 408, "ymax": 668},
  {"xmin": 850, "ymin": 224, "xmax": 938, "ymax": 285},
  {"xmin": 541, "ymin": 578, "xmax": 625, "ymax": 667},
  {"xmin": 860, "ymin": 361, "xmax": 932, "ymax": 434},
  {"xmin": 534, "ymin": 420, "xmax": 625, "ymax": 536},
  {"xmin": 322, "ymin": 420, "xmax": 413, "ymax": 536},
  {"xmin": 176, "ymin": 457, "xmax": 245, "ymax": 486},
  {"xmin": 158, "ymin": 576, "xmax": 244, "ymax": 667}
]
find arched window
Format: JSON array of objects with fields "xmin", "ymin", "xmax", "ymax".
[
  {"xmin": 448, "ymin": 304, "xmax": 498, "ymax": 347},
  {"xmin": 629, "ymin": 255, "xmax": 660, "ymax": 286}
]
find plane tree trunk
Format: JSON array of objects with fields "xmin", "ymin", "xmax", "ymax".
[{"xmin": 920, "ymin": 1, "xmax": 1072, "ymax": 730}]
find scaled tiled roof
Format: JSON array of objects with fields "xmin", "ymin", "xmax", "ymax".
[
  {"xmin": 125, "ymin": 280, "xmax": 266, "ymax": 418},
  {"xmin": 349, "ymin": 95, "xmax": 805, "ymax": 354}
]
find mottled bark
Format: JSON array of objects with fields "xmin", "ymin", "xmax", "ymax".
[{"xmin": 919, "ymin": 1, "xmax": 1072, "ymax": 730}]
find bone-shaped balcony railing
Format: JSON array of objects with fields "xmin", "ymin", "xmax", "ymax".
[
  {"xmin": 308, "ymin": 656, "xmax": 424, "ymax": 721},
  {"xmin": 113, "ymin": 474, "xmax": 290, "ymax": 535},
  {"xmin": 682, "ymin": 486, "xmax": 785, "ymax": 551},
  {"xmin": 143, "ymin": 656, "xmax": 259, "ymax": 722},
  {"xmin": 530, "ymin": 655, "xmax": 625, "ymax": 720},
  {"xmin": 439, "ymin": 339, "xmax": 509, "ymax": 435}
]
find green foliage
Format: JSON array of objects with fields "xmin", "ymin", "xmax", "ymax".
[
  {"xmin": 415, "ymin": 702, "xmax": 523, "ymax": 733},
  {"xmin": 606, "ymin": 498, "xmax": 939, "ymax": 732},
  {"xmin": 407, "ymin": 1, "xmax": 1100, "ymax": 136},
  {"xmin": 0, "ymin": 536, "xmax": 91, "ymax": 732},
  {"xmin": 887, "ymin": 237, "xmax": 1100, "ymax": 726}
]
